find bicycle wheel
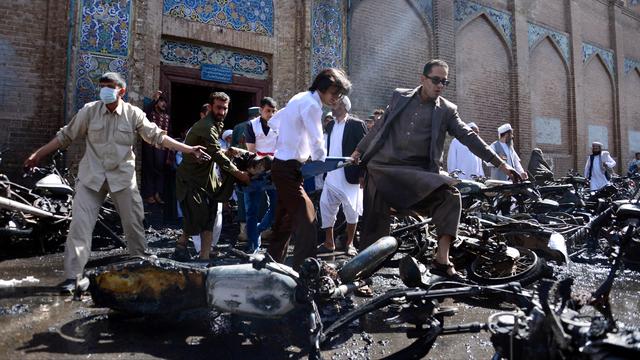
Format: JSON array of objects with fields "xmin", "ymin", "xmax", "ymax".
[
  {"xmin": 338, "ymin": 236, "xmax": 399, "ymax": 283},
  {"xmin": 467, "ymin": 247, "xmax": 545, "ymax": 286}
]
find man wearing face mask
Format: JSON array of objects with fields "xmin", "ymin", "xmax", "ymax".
[
  {"xmin": 585, "ymin": 141, "xmax": 616, "ymax": 191},
  {"xmin": 488, "ymin": 123, "xmax": 528, "ymax": 181},
  {"xmin": 24, "ymin": 72, "xmax": 209, "ymax": 293}
]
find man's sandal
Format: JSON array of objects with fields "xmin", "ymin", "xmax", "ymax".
[{"xmin": 430, "ymin": 260, "xmax": 466, "ymax": 281}]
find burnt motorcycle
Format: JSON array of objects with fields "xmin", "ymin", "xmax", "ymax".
[
  {"xmin": 85, "ymin": 235, "xmax": 400, "ymax": 359},
  {"xmin": 0, "ymin": 149, "xmax": 123, "ymax": 253}
]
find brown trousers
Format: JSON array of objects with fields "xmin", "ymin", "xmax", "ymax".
[
  {"xmin": 360, "ymin": 176, "xmax": 461, "ymax": 250},
  {"xmin": 268, "ymin": 159, "xmax": 317, "ymax": 269}
]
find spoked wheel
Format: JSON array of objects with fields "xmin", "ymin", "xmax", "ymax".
[
  {"xmin": 390, "ymin": 213, "xmax": 429, "ymax": 254},
  {"xmin": 468, "ymin": 247, "xmax": 544, "ymax": 286}
]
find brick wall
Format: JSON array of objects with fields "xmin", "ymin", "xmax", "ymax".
[
  {"xmin": 529, "ymin": 38, "xmax": 572, "ymax": 175},
  {"xmin": 581, "ymin": 56, "xmax": 616, "ymax": 163},
  {"xmin": 455, "ymin": 15, "xmax": 513, "ymax": 146},
  {"xmin": 347, "ymin": 0, "xmax": 432, "ymax": 119},
  {"xmin": 0, "ymin": 0, "xmax": 69, "ymax": 179}
]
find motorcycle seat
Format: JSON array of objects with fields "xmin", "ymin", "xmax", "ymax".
[
  {"xmin": 485, "ymin": 179, "xmax": 512, "ymax": 187},
  {"xmin": 616, "ymin": 204, "xmax": 640, "ymax": 222},
  {"xmin": 538, "ymin": 184, "xmax": 573, "ymax": 193}
]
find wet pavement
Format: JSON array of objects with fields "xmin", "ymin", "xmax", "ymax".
[{"xmin": 1, "ymin": 227, "xmax": 639, "ymax": 359}]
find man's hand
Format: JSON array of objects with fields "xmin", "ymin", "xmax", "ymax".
[
  {"xmin": 499, "ymin": 163, "xmax": 522, "ymax": 183},
  {"xmin": 350, "ymin": 150, "xmax": 361, "ymax": 165},
  {"xmin": 187, "ymin": 145, "xmax": 211, "ymax": 162},
  {"xmin": 24, "ymin": 152, "xmax": 41, "ymax": 169},
  {"xmin": 358, "ymin": 176, "xmax": 365, "ymax": 189},
  {"xmin": 234, "ymin": 170, "xmax": 251, "ymax": 185},
  {"xmin": 520, "ymin": 172, "xmax": 529, "ymax": 180},
  {"xmin": 153, "ymin": 90, "xmax": 163, "ymax": 101}
]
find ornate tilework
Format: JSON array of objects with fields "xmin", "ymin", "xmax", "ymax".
[
  {"xmin": 582, "ymin": 42, "xmax": 615, "ymax": 75},
  {"xmin": 160, "ymin": 39, "xmax": 269, "ymax": 80},
  {"xmin": 163, "ymin": 0, "xmax": 274, "ymax": 37},
  {"xmin": 454, "ymin": 0, "xmax": 513, "ymax": 48},
  {"xmin": 79, "ymin": 0, "xmax": 131, "ymax": 56},
  {"xmin": 75, "ymin": 52, "xmax": 129, "ymax": 110},
  {"xmin": 624, "ymin": 57, "xmax": 640, "ymax": 74},
  {"xmin": 528, "ymin": 22, "xmax": 570, "ymax": 63},
  {"xmin": 311, "ymin": 0, "xmax": 345, "ymax": 78},
  {"xmin": 415, "ymin": 0, "xmax": 433, "ymax": 26}
]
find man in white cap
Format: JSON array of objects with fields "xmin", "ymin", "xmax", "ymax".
[
  {"xmin": 318, "ymin": 95, "xmax": 367, "ymax": 256},
  {"xmin": 447, "ymin": 122, "xmax": 485, "ymax": 180},
  {"xmin": 584, "ymin": 141, "xmax": 616, "ymax": 191},
  {"xmin": 489, "ymin": 123, "xmax": 527, "ymax": 181},
  {"xmin": 220, "ymin": 129, "xmax": 233, "ymax": 150}
]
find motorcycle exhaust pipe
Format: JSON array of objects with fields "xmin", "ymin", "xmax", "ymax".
[{"xmin": 0, "ymin": 196, "xmax": 54, "ymax": 218}]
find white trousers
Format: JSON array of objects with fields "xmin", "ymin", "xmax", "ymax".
[{"xmin": 320, "ymin": 185, "xmax": 360, "ymax": 228}]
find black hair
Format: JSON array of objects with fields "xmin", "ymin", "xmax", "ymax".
[
  {"xmin": 423, "ymin": 59, "xmax": 449, "ymax": 76},
  {"xmin": 260, "ymin": 97, "xmax": 277, "ymax": 108},
  {"xmin": 308, "ymin": 68, "xmax": 352, "ymax": 96},
  {"xmin": 209, "ymin": 91, "xmax": 230, "ymax": 105},
  {"xmin": 200, "ymin": 103, "xmax": 210, "ymax": 113}
]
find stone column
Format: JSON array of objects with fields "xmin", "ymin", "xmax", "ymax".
[
  {"xmin": 433, "ymin": 0, "xmax": 457, "ymax": 103},
  {"xmin": 609, "ymin": 1, "xmax": 626, "ymax": 172},
  {"xmin": 511, "ymin": 0, "xmax": 532, "ymax": 166},
  {"xmin": 568, "ymin": 0, "xmax": 583, "ymax": 171}
]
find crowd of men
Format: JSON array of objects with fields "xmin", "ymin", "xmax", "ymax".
[{"xmin": 22, "ymin": 59, "xmax": 638, "ymax": 292}]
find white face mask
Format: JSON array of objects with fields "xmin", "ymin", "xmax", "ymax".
[{"xmin": 99, "ymin": 87, "xmax": 119, "ymax": 104}]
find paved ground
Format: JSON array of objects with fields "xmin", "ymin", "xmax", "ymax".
[{"xmin": 1, "ymin": 226, "xmax": 638, "ymax": 360}]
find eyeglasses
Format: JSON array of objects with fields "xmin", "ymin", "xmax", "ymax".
[{"xmin": 425, "ymin": 75, "xmax": 450, "ymax": 86}]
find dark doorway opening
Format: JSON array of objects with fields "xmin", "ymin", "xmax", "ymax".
[{"xmin": 169, "ymin": 82, "xmax": 256, "ymax": 138}]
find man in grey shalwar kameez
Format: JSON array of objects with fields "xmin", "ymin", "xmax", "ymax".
[{"xmin": 351, "ymin": 60, "xmax": 519, "ymax": 278}]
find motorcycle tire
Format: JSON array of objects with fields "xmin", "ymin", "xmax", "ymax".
[
  {"xmin": 338, "ymin": 236, "xmax": 399, "ymax": 283},
  {"xmin": 467, "ymin": 247, "xmax": 545, "ymax": 286}
]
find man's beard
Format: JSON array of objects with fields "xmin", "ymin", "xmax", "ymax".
[
  {"xmin": 506, "ymin": 138, "xmax": 513, "ymax": 146},
  {"xmin": 213, "ymin": 115, "xmax": 225, "ymax": 122},
  {"xmin": 593, "ymin": 150, "xmax": 601, "ymax": 156}
]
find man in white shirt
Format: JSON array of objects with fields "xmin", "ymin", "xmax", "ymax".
[
  {"xmin": 267, "ymin": 68, "xmax": 352, "ymax": 269},
  {"xmin": 585, "ymin": 141, "xmax": 616, "ymax": 191},
  {"xmin": 243, "ymin": 97, "xmax": 279, "ymax": 253},
  {"xmin": 447, "ymin": 122, "xmax": 485, "ymax": 179},
  {"xmin": 489, "ymin": 123, "xmax": 528, "ymax": 181},
  {"xmin": 318, "ymin": 96, "xmax": 366, "ymax": 257}
]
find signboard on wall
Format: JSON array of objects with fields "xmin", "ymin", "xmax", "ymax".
[
  {"xmin": 201, "ymin": 64, "xmax": 233, "ymax": 84},
  {"xmin": 630, "ymin": 131, "xmax": 640, "ymax": 153},
  {"xmin": 534, "ymin": 117, "xmax": 562, "ymax": 145},
  {"xmin": 588, "ymin": 125, "xmax": 609, "ymax": 150}
]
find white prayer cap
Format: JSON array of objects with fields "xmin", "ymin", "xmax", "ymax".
[
  {"xmin": 498, "ymin": 123, "xmax": 513, "ymax": 136},
  {"xmin": 467, "ymin": 122, "xmax": 478, "ymax": 130},
  {"xmin": 341, "ymin": 95, "xmax": 351, "ymax": 112},
  {"xmin": 325, "ymin": 112, "xmax": 333, "ymax": 118},
  {"xmin": 222, "ymin": 129, "xmax": 233, "ymax": 140},
  {"xmin": 592, "ymin": 141, "xmax": 603, "ymax": 147}
]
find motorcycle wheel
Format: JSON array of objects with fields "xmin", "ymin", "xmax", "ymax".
[
  {"xmin": 338, "ymin": 236, "xmax": 399, "ymax": 283},
  {"xmin": 467, "ymin": 247, "xmax": 545, "ymax": 286}
]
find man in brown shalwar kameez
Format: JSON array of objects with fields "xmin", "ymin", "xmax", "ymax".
[{"xmin": 351, "ymin": 59, "xmax": 520, "ymax": 278}]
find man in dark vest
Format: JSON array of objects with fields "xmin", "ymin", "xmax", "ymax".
[
  {"xmin": 318, "ymin": 95, "xmax": 367, "ymax": 257},
  {"xmin": 352, "ymin": 59, "xmax": 520, "ymax": 279}
]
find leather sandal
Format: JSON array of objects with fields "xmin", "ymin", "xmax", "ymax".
[{"xmin": 430, "ymin": 260, "xmax": 466, "ymax": 281}]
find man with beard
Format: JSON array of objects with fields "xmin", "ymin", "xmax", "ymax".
[
  {"xmin": 24, "ymin": 72, "xmax": 209, "ymax": 292},
  {"xmin": 352, "ymin": 60, "xmax": 520, "ymax": 279},
  {"xmin": 489, "ymin": 123, "xmax": 528, "ymax": 181},
  {"xmin": 174, "ymin": 92, "xmax": 251, "ymax": 261},
  {"xmin": 584, "ymin": 141, "xmax": 616, "ymax": 191}
]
